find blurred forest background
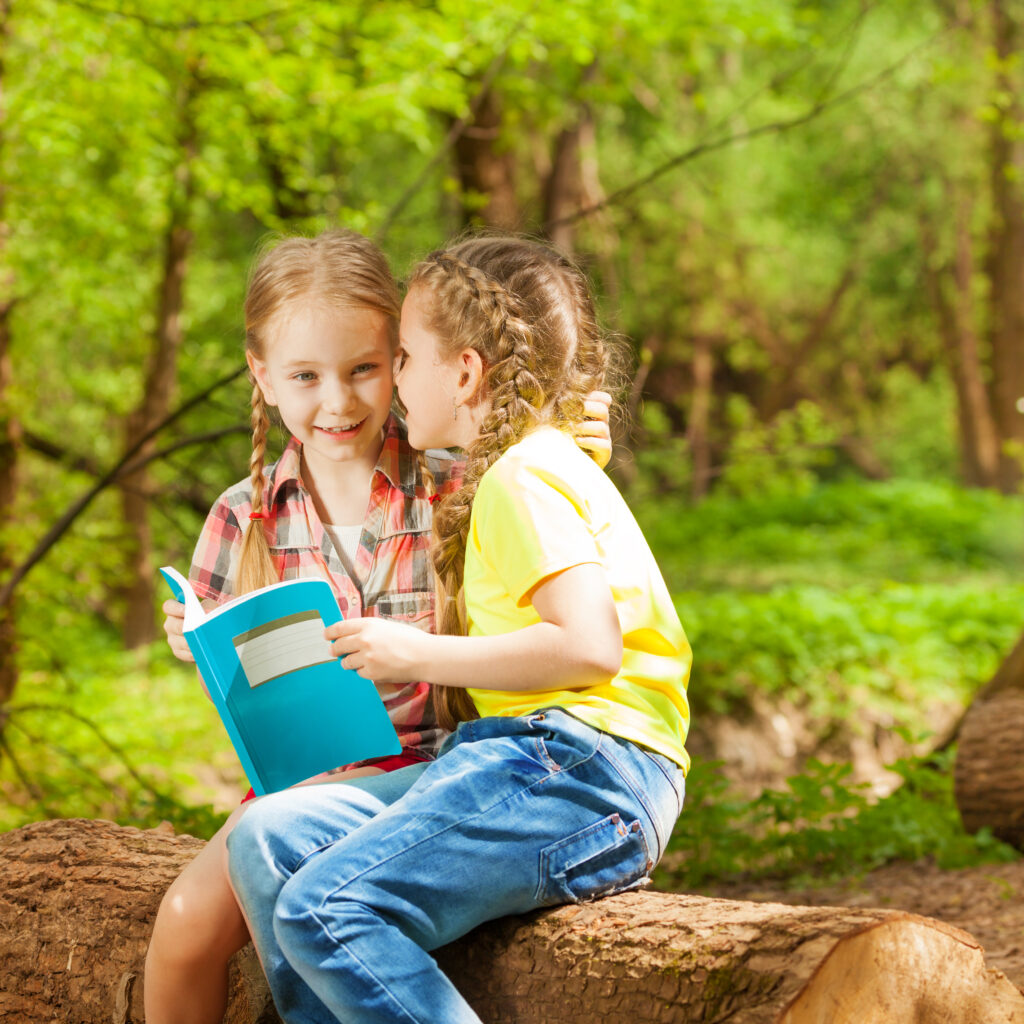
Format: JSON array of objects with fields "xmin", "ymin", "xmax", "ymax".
[{"xmin": 1, "ymin": 0, "xmax": 1023, "ymax": 888}]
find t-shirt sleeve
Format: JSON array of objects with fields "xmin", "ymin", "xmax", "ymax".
[
  {"xmin": 471, "ymin": 458, "xmax": 601, "ymax": 607},
  {"xmin": 188, "ymin": 494, "xmax": 244, "ymax": 604}
]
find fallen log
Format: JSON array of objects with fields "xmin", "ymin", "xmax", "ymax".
[
  {"xmin": 1, "ymin": 818, "xmax": 1022, "ymax": 1024},
  {"xmin": 954, "ymin": 673, "xmax": 1024, "ymax": 849}
]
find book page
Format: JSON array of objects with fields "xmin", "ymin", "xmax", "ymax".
[{"xmin": 233, "ymin": 610, "xmax": 336, "ymax": 688}]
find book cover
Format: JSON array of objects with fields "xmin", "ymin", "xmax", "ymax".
[{"xmin": 160, "ymin": 566, "xmax": 401, "ymax": 796}]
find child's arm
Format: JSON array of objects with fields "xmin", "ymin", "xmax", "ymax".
[{"xmin": 325, "ymin": 562, "xmax": 621, "ymax": 692}]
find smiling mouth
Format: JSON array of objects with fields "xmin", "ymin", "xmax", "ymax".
[{"xmin": 317, "ymin": 419, "xmax": 365, "ymax": 435}]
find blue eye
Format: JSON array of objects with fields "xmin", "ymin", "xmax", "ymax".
[
  {"xmin": 293, "ymin": 371, "xmax": 317, "ymax": 382},
  {"xmin": 353, "ymin": 363, "xmax": 377, "ymax": 375}
]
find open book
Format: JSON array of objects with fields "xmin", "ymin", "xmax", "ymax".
[{"xmin": 160, "ymin": 566, "xmax": 401, "ymax": 796}]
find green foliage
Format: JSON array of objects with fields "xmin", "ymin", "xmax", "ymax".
[
  {"xmin": 656, "ymin": 749, "xmax": 1020, "ymax": 891},
  {"xmin": 677, "ymin": 580, "xmax": 1023, "ymax": 720},
  {"xmin": 0, "ymin": 641, "xmax": 240, "ymax": 838},
  {"xmin": 638, "ymin": 476, "xmax": 1024, "ymax": 590},
  {"xmin": 718, "ymin": 398, "xmax": 839, "ymax": 500}
]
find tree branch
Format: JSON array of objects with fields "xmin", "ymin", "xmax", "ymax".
[
  {"xmin": 549, "ymin": 24, "xmax": 951, "ymax": 229},
  {"xmin": 0, "ymin": 366, "xmax": 246, "ymax": 609}
]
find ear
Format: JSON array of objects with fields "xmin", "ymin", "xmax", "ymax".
[
  {"xmin": 454, "ymin": 347, "xmax": 486, "ymax": 406},
  {"xmin": 246, "ymin": 350, "xmax": 278, "ymax": 407}
]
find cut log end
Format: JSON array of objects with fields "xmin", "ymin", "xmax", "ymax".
[{"xmin": 780, "ymin": 916, "xmax": 1024, "ymax": 1024}]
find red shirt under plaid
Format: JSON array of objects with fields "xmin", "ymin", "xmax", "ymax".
[{"xmin": 189, "ymin": 413, "xmax": 461, "ymax": 762}]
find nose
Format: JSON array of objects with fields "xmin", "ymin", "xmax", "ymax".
[{"xmin": 321, "ymin": 376, "xmax": 355, "ymax": 415}]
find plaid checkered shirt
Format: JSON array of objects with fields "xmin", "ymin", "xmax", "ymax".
[{"xmin": 189, "ymin": 413, "xmax": 461, "ymax": 763}]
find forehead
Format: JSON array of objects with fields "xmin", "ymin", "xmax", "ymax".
[
  {"xmin": 399, "ymin": 288, "xmax": 437, "ymax": 346},
  {"xmin": 267, "ymin": 302, "xmax": 394, "ymax": 357}
]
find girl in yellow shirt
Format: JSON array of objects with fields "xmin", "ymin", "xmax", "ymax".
[{"xmin": 227, "ymin": 236, "xmax": 691, "ymax": 1024}]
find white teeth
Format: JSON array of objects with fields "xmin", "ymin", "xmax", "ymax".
[{"xmin": 320, "ymin": 423, "xmax": 360, "ymax": 433}]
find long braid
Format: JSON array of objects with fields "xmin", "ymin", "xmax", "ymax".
[
  {"xmin": 409, "ymin": 241, "xmax": 605, "ymax": 731},
  {"xmin": 236, "ymin": 382, "xmax": 279, "ymax": 595}
]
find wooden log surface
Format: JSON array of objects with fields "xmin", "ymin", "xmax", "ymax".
[
  {"xmin": 955, "ymin": 685, "xmax": 1024, "ymax": 849},
  {"xmin": 1, "ymin": 818, "xmax": 1022, "ymax": 1024}
]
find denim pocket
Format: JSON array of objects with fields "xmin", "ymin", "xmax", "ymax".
[{"xmin": 536, "ymin": 813, "xmax": 652, "ymax": 906}]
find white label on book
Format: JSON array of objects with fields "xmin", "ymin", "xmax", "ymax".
[{"xmin": 233, "ymin": 611, "xmax": 335, "ymax": 688}]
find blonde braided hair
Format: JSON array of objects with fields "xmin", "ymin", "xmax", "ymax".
[
  {"xmin": 236, "ymin": 229, "xmax": 401, "ymax": 595},
  {"xmin": 407, "ymin": 236, "xmax": 611, "ymax": 731}
]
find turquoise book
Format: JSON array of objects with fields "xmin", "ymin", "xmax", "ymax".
[{"xmin": 159, "ymin": 566, "xmax": 401, "ymax": 796}]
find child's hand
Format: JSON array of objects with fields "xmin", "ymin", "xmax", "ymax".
[
  {"xmin": 576, "ymin": 390, "xmax": 613, "ymax": 469},
  {"xmin": 162, "ymin": 597, "xmax": 217, "ymax": 663},
  {"xmin": 326, "ymin": 617, "xmax": 428, "ymax": 683}
]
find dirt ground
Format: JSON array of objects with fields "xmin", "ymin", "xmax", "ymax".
[{"xmin": 705, "ymin": 858, "xmax": 1024, "ymax": 992}]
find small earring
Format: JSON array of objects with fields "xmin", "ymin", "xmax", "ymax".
[{"xmin": 452, "ymin": 397, "xmax": 459, "ymax": 421}]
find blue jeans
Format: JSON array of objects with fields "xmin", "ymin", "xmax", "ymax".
[{"xmin": 227, "ymin": 708, "xmax": 685, "ymax": 1024}]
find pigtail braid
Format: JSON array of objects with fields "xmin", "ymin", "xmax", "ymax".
[
  {"xmin": 235, "ymin": 382, "xmax": 279, "ymax": 595},
  {"xmin": 418, "ymin": 252, "xmax": 550, "ymax": 730}
]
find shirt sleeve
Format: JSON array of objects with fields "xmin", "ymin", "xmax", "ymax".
[
  {"xmin": 471, "ymin": 457, "xmax": 601, "ymax": 607},
  {"xmin": 188, "ymin": 493, "xmax": 244, "ymax": 604}
]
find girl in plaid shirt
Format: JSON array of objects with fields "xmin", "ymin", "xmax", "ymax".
[
  {"xmin": 225, "ymin": 236, "xmax": 689, "ymax": 1024},
  {"xmin": 145, "ymin": 230, "xmax": 611, "ymax": 1024}
]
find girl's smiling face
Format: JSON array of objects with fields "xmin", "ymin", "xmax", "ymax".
[
  {"xmin": 247, "ymin": 302, "xmax": 396, "ymax": 477},
  {"xmin": 396, "ymin": 288, "xmax": 480, "ymax": 452}
]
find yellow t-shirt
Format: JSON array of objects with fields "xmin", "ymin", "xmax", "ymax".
[{"xmin": 464, "ymin": 426, "xmax": 691, "ymax": 771}]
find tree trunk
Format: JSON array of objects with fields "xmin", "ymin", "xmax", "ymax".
[
  {"xmin": 919, "ymin": 183, "xmax": 1001, "ymax": 488},
  {"xmin": 986, "ymin": 0, "xmax": 1024, "ymax": 493},
  {"xmin": 119, "ymin": 74, "xmax": 196, "ymax": 649},
  {"xmin": 452, "ymin": 87, "xmax": 519, "ymax": 230},
  {"xmin": 2, "ymin": 819, "xmax": 1022, "ymax": 1024},
  {"xmin": 0, "ymin": 0, "xmax": 17, "ymax": 707},
  {"xmin": 542, "ymin": 120, "xmax": 582, "ymax": 254},
  {"xmin": 686, "ymin": 331, "xmax": 714, "ymax": 501}
]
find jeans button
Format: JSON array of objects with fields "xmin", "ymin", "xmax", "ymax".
[{"xmin": 630, "ymin": 821, "xmax": 640, "ymax": 833}]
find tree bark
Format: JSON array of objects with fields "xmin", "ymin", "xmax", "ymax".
[
  {"xmin": 986, "ymin": 0, "xmax": 1024, "ymax": 493},
  {"xmin": 954, "ymin": 685, "xmax": 1024, "ymax": 848},
  {"xmin": 1, "ymin": 818, "xmax": 1022, "ymax": 1024},
  {"xmin": 954, "ymin": 626, "xmax": 1024, "ymax": 848},
  {"xmin": 452, "ymin": 87, "xmax": 519, "ymax": 230},
  {"xmin": 919, "ymin": 182, "xmax": 1000, "ymax": 488},
  {"xmin": 0, "ymin": 0, "xmax": 17, "ymax": 708},
  {"xmin": 686, "ymin": 331, "xmax": 714, "ymax": 501}
]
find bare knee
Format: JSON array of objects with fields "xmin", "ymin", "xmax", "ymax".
[{"xmin": 149, "ymin": 828, "xmax": 249, "ymax": 967}]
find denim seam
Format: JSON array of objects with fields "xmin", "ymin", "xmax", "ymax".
[
  {"xmin": 644, "ymin": 749, "xmax": 686, "ymax": 818},
  {"xmin": 594, "ymin": 738, "xmax": 668, "ymax": 860},
  {"xmin": 303, "ymin": 906, "xmax": 424, "ymax": 1024}
]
